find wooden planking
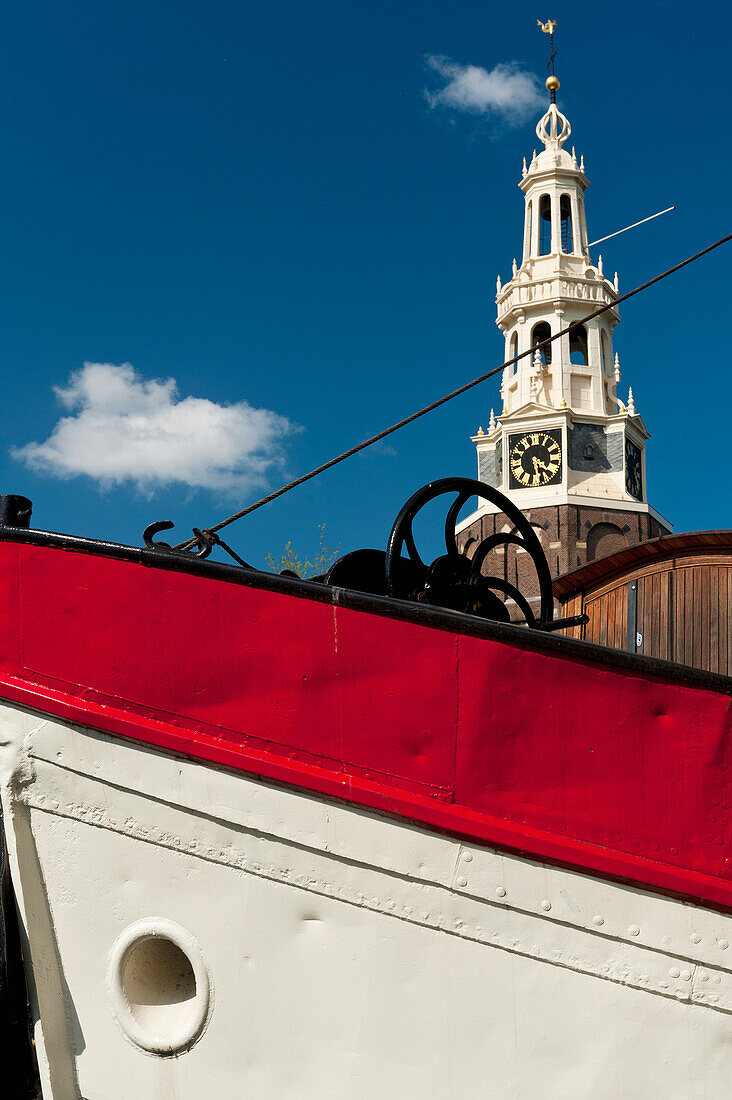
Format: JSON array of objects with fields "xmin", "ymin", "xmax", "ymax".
[
  {"xmin": 612, "ymin": 582, "xmax": 628, "ymax": 650},
  {"xmin": 584, "ymin": 597, "xmax": 596, "ymax": 645},
  {"xmin": 673, "ymin": 568, "xmax": 685, "ymax": 669},
  {"xmin": 583, "ymin": 582, "xmax": 629, "ymax": 652},
  {"xmin": 561, "ymin": 594, "xmax": 584, "ymax": 640},
  {"xmin": 637, "ymin": 575, "xmax": 648, "ymax": 656},
  {"xmin": 726, "ymin": 569, "xmax": 732, "ymax": 676},
  {"xmin": 597, "ymin": 586, "xmax": 608, "ymax": 648},
  {"xmin": 659, "ymin": 570, "xmax": 671, "ymax": 662},
  {"xmin": 585, "ymin": 596, "xmax": 597, "ymax": 645},
  {"xmin": 700, "ymin": 567, "xmax": 710, "ymax": 672},
  {"xmin": 709, "ymin": 567, "xmax": 719, "ymax": 674},
  {"xmin": 558, "ymin": 556, "xmax": 732, "ymax": 675},
  {"xmin": 642, "ymin": 570, "xmax": 671, "ymax": 662},
  {"xmin": 684, "ymin": 567, "xmax": 695, "ymax": 668}
]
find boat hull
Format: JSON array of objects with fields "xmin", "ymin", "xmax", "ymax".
[
  {"xmin": 3, "ymin": 704, "xmax": 732, "ymax": 1099},
  {"xmin": 0, "ymin": 533, "xmax": 730, "ymax": 1096}
]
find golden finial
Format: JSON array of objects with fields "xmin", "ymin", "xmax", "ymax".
[{"xmin": 537, "ymin": 19, "xmax": 557, "ymax": 34}]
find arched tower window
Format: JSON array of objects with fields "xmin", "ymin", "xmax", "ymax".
[
  {"xmin": 578, "ymin": 198, "xmax": 588, "ymax": 253},
  {"xmin": 601, "ymin": 331, "xmax": 611, "ymax": 373},
  {"xmin": 569, "ymin": 323, "xmax": 588, "ymax": 365},
  {"xmin": 539, "ymin": 195, "xmax": 551, "ymax": 255},
  {"xmin": 526, "ymin": 201, "xmax": 533, "ymax": 258},
  {"xmin": 560, "ymin": 195, "xmax": 573, "ymax": 253},
  {"xmin": 509, "ymin": 332, "xmax": 518, "ymax": 374},
  {"xmin": 531, "ymin": 321, "xmax": 552, "ymax": 365}
]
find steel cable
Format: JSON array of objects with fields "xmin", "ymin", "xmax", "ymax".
[{"xmin": 175, "ymin": 232, "xmax": 732, "ymax": 550}]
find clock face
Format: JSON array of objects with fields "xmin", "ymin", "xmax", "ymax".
[
  {"xmin": 508, "ymin": 429, "xmax": 562, "ymax": 489},
  {"xmin": 625, "ymin": 438, "xmax": 643, "ymax": 500}
]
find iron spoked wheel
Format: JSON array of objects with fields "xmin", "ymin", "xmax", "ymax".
[{"xmin": 385, "ymin": 477, "xmax": 554, "ymax": 627}]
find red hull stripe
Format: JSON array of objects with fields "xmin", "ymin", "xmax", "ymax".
[{"xmin": 0, "ymin": 541, "xmax": 730, "ymax": 912}]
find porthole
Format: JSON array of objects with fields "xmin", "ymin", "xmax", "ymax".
[{"xmin": 107, "ymin": 919, "xmax": 211, "ymax": 1055}]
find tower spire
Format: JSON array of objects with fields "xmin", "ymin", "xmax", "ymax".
[{"xmin": 458, "ymin": 24, "xmax": 671, "ymax": 597}]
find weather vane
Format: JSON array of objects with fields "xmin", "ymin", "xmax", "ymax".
[{"xmin": 537, "ymin": 19, "xmax": 560, "ymax": 102}]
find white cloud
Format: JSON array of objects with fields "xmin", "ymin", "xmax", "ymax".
[
  {"xmin": 12, "ymin": 362, "xmax": 298, "ymax": 494},
  {"xmin": 424, "ymin": 56, "xmax": 543, "ymax": 124}
]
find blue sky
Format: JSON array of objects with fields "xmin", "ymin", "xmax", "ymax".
[{"xmin": 0, "ymin": 1, "xmax": 729, "ymax": 568}]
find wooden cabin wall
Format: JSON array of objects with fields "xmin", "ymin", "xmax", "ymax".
[{"xmin": 559, "ymin": 554, "xmax": 732, "ymax": 676}]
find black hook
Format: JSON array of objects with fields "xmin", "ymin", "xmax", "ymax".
[
  {"xmin": 143, "ymin": 521, "xmax": 213, "ymax": 559},
  {"xmin": 143, "ymin": 520, "xmax": 175, "ymax": 549}
]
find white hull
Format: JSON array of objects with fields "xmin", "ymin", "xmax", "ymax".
[{"xmin": 2, "ymin": 702, "xmax": 732, "ymax": 1099}]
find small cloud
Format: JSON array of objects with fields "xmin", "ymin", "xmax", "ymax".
[
  {"xmin": 424, "ymin": 55, "xmax": 543, "ymax": 125},
  {"xmin": 12, "ymin": 361, "xmax": 298, "ymax": 494},
  {"xmin": 371, "ymin": 441, "xmax": 397, "ymax": 457}
]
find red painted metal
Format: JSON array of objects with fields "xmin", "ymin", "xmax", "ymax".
[{"xmin": 0, "ymin": 541, "xmax": 730, "ymax": 910}]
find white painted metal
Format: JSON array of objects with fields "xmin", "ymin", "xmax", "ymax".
[{"xmin": 2, "ymin": 702, "xmax": 732, "ymax": 1099}]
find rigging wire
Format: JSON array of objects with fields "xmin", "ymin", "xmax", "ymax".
[
  {"xmin": 588, "ymin": 205, "xmax": 675, "ymax": 248},
  {"xmin": 175, "ymin": 231, "xmax": 732, "ymax": 550}
]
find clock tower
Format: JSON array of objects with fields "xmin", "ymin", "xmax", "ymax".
[{"xmin": 456, "ymin": 69, "xmax": 671, "ymax": 606}]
